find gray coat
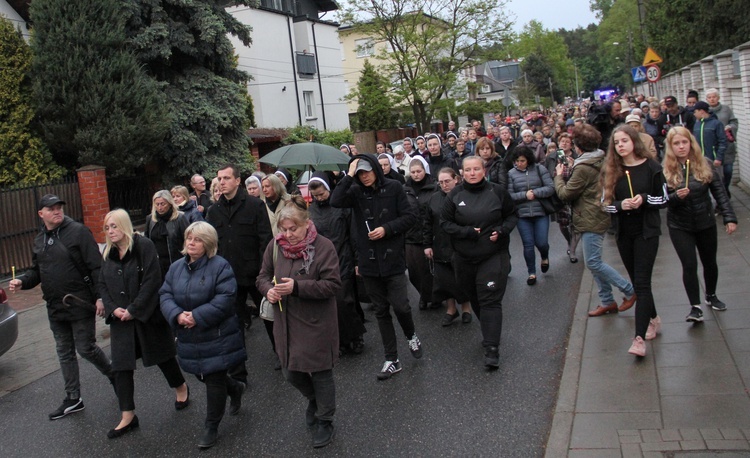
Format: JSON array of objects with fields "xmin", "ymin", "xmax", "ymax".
[
  {"xmin": 99, "ymin": 235, "xmax": 176, "ymax": 371},
  {"xmin": 711, "ymin": 103, "xmax": 738, "ymax": 164},
  {"xmin": 507, "ymin": 164, "xmax": 555, "ymax": 218}
]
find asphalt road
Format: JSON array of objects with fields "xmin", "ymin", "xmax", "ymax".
[{"xmin": 0, "ymin": 229, "xmax": 583, "ymax": 457}]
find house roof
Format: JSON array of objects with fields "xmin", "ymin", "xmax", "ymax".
[
  {"xmin": 6, "ymin": 0, "xmax": 30, "ymax": 22},
  {"xmin": 314, "ymin": 0, "xmax": 339, "ymax": 12}
]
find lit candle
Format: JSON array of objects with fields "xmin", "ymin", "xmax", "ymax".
[
  {"xmin": 11, "ymin": 266, "xmax": 14, "ymax": 280},
  {"xmin": 625, "ymin": 170, "xmax": 634, "ymax": 198},
  {"xmin": 684, "ymin": 159, "xmax": 690, "ymax": 189}
]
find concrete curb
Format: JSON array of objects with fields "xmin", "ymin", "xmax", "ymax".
[{"xmin": 545, "ymin": 256, "xmax": 594, "ymax": 457}]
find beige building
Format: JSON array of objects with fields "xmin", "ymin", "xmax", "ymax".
[{"xmin": 338, "ymin": 26, "xmax": 392, "ymax": 115}]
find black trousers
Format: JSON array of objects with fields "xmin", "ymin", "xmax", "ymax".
[
  {"xmin": 454, "ymin": 251, "xmax": 509, "ymax": 348},
  {"xmin": 282, "ymin": 368, "xmax": 336, "ymax": 422},
  {"xmin": 197, "ymin": 370, "xmax": 241, "ymax": 430},
  {"xmin": 669, "ymin": 225, "xmax": 719, "ymax": 305},
  {"xmin": 432, "ymin": 261, "xmax": 469, "ymax": 304},
  {"xmin": 362, "ymin": 274, "xmax": 416, "ymax": 361},
  {"xmin": 337, "ymin": 276, "xmax": 366, "ymax": 346},
  {"xmin": 405, "ymin": 244, "xmax": 433, "ymax": 303},
  {"xmin": 113, "ymin": 357, "xmax": 185, "ymax": 412},
  {"xmin": 616, "ymin": 233, "xmax": 659, "ymax": 339}
]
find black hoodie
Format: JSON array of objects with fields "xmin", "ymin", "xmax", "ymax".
[{"xmin": 330, "ymin": 154, "xmax": 417, "ymax": 277}]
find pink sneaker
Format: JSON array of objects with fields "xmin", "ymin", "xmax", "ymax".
[
  {"xmin": 628, "ymin": 336, "xmax": 646, "ymax": 357},
  {"xmin": 645, "ymin": 316, "xmax": 661, "ymax": 340}
]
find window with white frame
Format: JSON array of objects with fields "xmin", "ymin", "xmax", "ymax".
[
  {"xmin": 303, "ymin": 91, "xmax": 315, "ymax": 119},
  {"xmin": 355, "ymin": 39, "xmax": 374, "ymax": 58}
]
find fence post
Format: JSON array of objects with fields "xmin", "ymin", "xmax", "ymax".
[
  {"xmin": 76, "ymin": 165, "xmax": 109, "ymax": 244},
  {"xmin": 736, "ymin": 42, "xmax": 750, "ymax": 187}
]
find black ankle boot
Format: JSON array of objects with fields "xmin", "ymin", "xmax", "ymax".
[
  {"xmin": 198, "ymin": 427, "xmax": 218, "ymax": 449},
  {"xmin": 306, "ymin": 399, "xmax": 318, "ymax": 431},
  {"xmin": 312, "ymin": 421, "xmax": 335, "ymax": 448},
  {"xmin": 484, "ymin": 346, "xmax": 500, "ymax": 369}
]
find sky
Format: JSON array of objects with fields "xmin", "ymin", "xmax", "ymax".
[{"xmin": 507, "ymin": 0, "xmax": 598, "ymax": 32}]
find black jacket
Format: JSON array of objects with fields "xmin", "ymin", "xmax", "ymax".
[
  {"xmin": 441, "ymin": 179, "xmax": 518, "ymax": 262},
  {"xmin": 404, "ymin": 175, "xmax": 438, "ymax": 245},
  {"xmin": 426, "ymin": 152, "xmax": 454, "ymax": 176},
  {"xmin": 144, "ymin": 211, "xmax": 190, "ymax": 276},
  {"xmin": 20, "ymin": 216, "xmax": 102, "ymax": 321},
  {"xmin": 309, "ymin": 196, "xmax": 356, "ymax": 280},
  {"xmin": 423, "ymin": 190, "xmax": 454, "ymax": 263},
  {"xmin": 99, "ymin": 235, "xmax": 176, "ymax": 371},
  {"xmin": 485, "ymin": 155, "xmax": 508, "ymax": 189},
  {"xmin": 205, "ymin": 187, "xmax": 273, "ymax": 286},
  {"xmin": 330, "ymin": 154, "xmax": 417, "ymax": 277},
  {"xmin": 665, "ymin": 107, "xmax": 696, "ymax": 132},
  {"xmin": 385, "ymin": 168, "xmax": 405, "ymax": 184},
  {"xmin": 667, "ymin": 158, "xmax": 737, "ymax": 232}
]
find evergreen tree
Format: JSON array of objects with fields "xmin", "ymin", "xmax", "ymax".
[
  {"xmin": 125, "ymin": 0, "xmax": 255, "ymax": 178},
  {"xmin": 0, "ymin": 17, "xmax": 64, "ymax": 186},
  {"xmin": 30, "ymin": 0, "xmax": 170, "ymax": 177},
  {"xmin": 354, "ymin": 60, "xmax": 393, "ymax": 132}
]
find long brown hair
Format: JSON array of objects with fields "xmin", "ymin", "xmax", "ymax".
[
  {"xmin": 600, "ymin": 125, "xmax": 651, "ymax": 205},
  {"xmin": 663, "ymin": 126, "xmax": 712, "ymax": 188}
]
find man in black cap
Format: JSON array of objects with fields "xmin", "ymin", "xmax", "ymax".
[
  {"xmin": 664, "ymin": 95, "xmax": 696, "ymax": 132},
  {"xmin": 330, "ymin": 155, "xmax": 423, "ymax": 380},
  {"xmin": 9, "ymin": 195, "xmax": 113, "ymax": 420}
]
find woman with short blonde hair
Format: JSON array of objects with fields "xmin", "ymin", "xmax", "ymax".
[{"xmin": 181, "ymin": 222, "xmax": 219, "ymax": 258}]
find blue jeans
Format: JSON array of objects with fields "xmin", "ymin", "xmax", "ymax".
[
  {"xmin": 581, "ymin": 232, "xmax": 635, "ymax": 305},
  {"xmin": 516, "ymin": 215, "xmax": 550, "ymax": 275}
]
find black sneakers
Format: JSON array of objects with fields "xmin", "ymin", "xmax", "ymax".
[
  {"xmin": 686, "ymin": 306, "xmax": 704, "ymax": 322},
  {"xmin": 706, "ymin": 294, "xmax": 727, "ymax": 311},
  {"xmin": 485, "ymin": 346, "xmax": 500, "ymax": 369},
  {"xmin": 377, "ymin": 360, "xmax": 402, "ymax": 380},
  {"xmin": 408, "ymin": 334, "xmax": 423, "ymax": 359},
  {"xmin": 49, "ymin": 398, "xmax": 84, "ymax": 420}
]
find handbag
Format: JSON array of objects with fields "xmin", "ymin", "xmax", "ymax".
[
  {"xmin": 536, "ymin": 166, "xmax": 565, "ymax": 215},
  {"xmin": 259, "ymin": 242, "xmax": 279, "ymax": 321}
]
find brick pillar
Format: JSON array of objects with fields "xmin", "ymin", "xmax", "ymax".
[{"xmin": 76, "ymin": 165, "xmax": 109, "ymax": 243}]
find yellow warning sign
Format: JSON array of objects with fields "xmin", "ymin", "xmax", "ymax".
[{"xmin": 642, "ymin": 47, "xmax": 663, "ymax": 66}]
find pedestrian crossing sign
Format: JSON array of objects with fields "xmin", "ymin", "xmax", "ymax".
[
  {"xmin": 642, "ymin": 47, "xmax": 663, "ymax": 66},
  {"xmin": 632, "ymin": 66, "xmax": 647, "ymax": 83}
]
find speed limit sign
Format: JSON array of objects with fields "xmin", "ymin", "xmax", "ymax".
[{"xmin": 646, "ymin": 64, "xmax": 661, "ymax": 82}]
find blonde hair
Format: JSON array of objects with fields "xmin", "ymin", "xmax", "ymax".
[
  {"xmin": 181, "ymin": 221, "xmax": 218, "ymax": 258},
  {"xmin": 102, "ymin": 209, "xmax": 134, "ymax": 259},
  {"xmin": 261, "ymin": 174, "xmax": 289, "ymax": 202},
  {"xmin": 170, "ymin": 185, "xmax": 190, "ymax": 202},
  {"xmin": 209, "ymin": 178, "xmax": 220, "ymax": 203},
  {"xmin": 151, "ymin": 190, "xmax": 180, "ymax": 222},
  {"xmin": 663, "ymin": 126, "xmax": 713, "ymax": 188}
]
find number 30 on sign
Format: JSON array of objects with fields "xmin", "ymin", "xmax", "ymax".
[{"xmin": 646, "ymin": 65, "xmax": 661, "ymax": 83}]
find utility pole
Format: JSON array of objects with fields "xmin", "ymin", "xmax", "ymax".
[{"xmin": 574, "ymin": 62, "xmax": 580, "ymax": 101}]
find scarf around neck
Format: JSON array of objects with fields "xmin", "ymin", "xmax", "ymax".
[{"xmin": 275, "ymin": 220, "xmax": 318, "ymax": 274}]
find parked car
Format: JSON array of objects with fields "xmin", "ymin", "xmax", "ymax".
[
  {"xmin": 295, "ymin": 170, "xmax": 313, "ymax": 204},
  {"xmin": 0, "ymin": 288, "xmax": 18, "ymax": 357}
]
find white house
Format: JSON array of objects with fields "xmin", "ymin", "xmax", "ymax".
[
  {"xmin": 0, "ymin": 0, "xmax": 30, "ymax": 41},
  {"xmin": 227, "ymin": 0, "xmax": 350, "ymax": 131}
]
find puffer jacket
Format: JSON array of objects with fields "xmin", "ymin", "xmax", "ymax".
[
  {"xmin": 554, "ymin": 150, "xmax": 610, "ymax": 234},
  {"xmin": 667, "ymin": 158, "xmax": 737, "ymax": 232},
  {"xmin": 178, "ymin": 199, "xmax": 204, "ymax": 224},
  {"xmin": 404, "ymin": 175, "xmax": 438, "ymax": 245},
  {"xmin": 159, "ymin": 254, "xmax": 246, "ymax": 376},
  {"xmin": 507, "ymin": 164, "xmax": 555, "ymax": 218},
  {"xmin": 330, "ymin": 154, "xmax": 417, "ymax": 277}
]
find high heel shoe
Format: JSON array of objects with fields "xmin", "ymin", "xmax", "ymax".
[
  {"xmin": 175, "ymin": 385, "xmax": 190, "ymax": 411},
  {"xmin": 107, "ymin": 415, "xmax": 139, "ymax": 439}
]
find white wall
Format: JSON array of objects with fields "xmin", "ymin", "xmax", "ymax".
[
  {"xmin": 227, "ymin": 6, "xmax": 349, "ymax": 131},
  {"xmin": 0, "ymin": 0, "xmax": 29, "ymax": 41}
]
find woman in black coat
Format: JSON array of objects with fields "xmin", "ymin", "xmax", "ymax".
[
  {"xmin": 144, "ymin": 190, "xmax": 190, "ymax": 277},
  {"xmin": 404, "ymin": 156, "xmax": 438, "ymax": 309},
  {"xmin": 663, "ymin": 127, "xmax": 738, "ymax": 321},
  {"xmin": 99, "ymin": 209, "xmax": 188, "ymax": 439}
]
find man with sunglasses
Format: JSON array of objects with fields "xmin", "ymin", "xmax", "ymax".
[{"xmin": 9, "ymin": 194, "xmax": 113, "ymax": 420}]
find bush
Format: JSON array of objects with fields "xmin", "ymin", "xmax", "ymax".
[{"xmin": 282, "ymin": 126, "xmax": 353, "ymax": 148}]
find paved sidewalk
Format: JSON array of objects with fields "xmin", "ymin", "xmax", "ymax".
[{"xmin": 546, "ymin": 184, "xmax": 750, "ymax": 457}]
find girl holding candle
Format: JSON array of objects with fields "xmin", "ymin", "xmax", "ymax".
[
  {"xmin": 662, "ymin": 127, "xmax": 737, "ymax": 322},
  {"xmin": 601, "ymin": 125, "xmax": 668, "ymax": 357}
]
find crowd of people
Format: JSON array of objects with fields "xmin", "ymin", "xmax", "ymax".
[{"xmin": 7, "ymin": 88, "xmax": 740, "ymax": 449}]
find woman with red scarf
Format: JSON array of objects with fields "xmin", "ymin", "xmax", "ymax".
[{"xmin": 256, "ymin": 196, "xmax": 342, "ymax": 449}]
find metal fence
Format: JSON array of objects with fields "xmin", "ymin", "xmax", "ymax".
[
  {"xmin": 107, "ymin": 173, "xmax": 161, "ymax": 228},
  {"xmin": 0, "ymin": 176, "xmax": 82, "ymax": 277}
]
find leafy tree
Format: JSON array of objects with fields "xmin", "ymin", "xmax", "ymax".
[
  {"xmin": 340, "ymin": 0, "xmax": 514, "ymax": 133},
  {"xmin": 645, "ymin": 0, "xmax": 750, "ymax": 73},
  {"xmin": 283, "ymin": 126, "xmax": 353, "ymax": 148},
  {"xmin": 558, "ymin": 24, "xmax": 601, "ymax": 96},
  {"xmin": 29, "ymin": 0, "xmax": 170, "ymax": 177},
  {"xmin": 125, "ymin": 0, "xmax": 256, "ymax": 179},
  {"xmin": 0, "ymin": 18, "xmax": 64, "ymax": 186},
  {"xmin": 352, "ymin": 60, "xmax": 394, "ymax": 132},
  {"xmin": 511, "ymin": 21, "xmax": 574, "ymax": 102},
  {"xmin": 589, "ymin": 0, "xmax": 614, "ymax": 20},
  {"xmin": 596, "ymin": 0, "xmax": 645, "ymax": 90},
  {"xmin": 521, "ymin": 53, "xmax": 565, "ymax": 103}
]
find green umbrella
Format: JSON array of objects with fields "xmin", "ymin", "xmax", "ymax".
[{"xmin": 259, "ymin": 142, "xmax": 351, "ymax": 171}]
